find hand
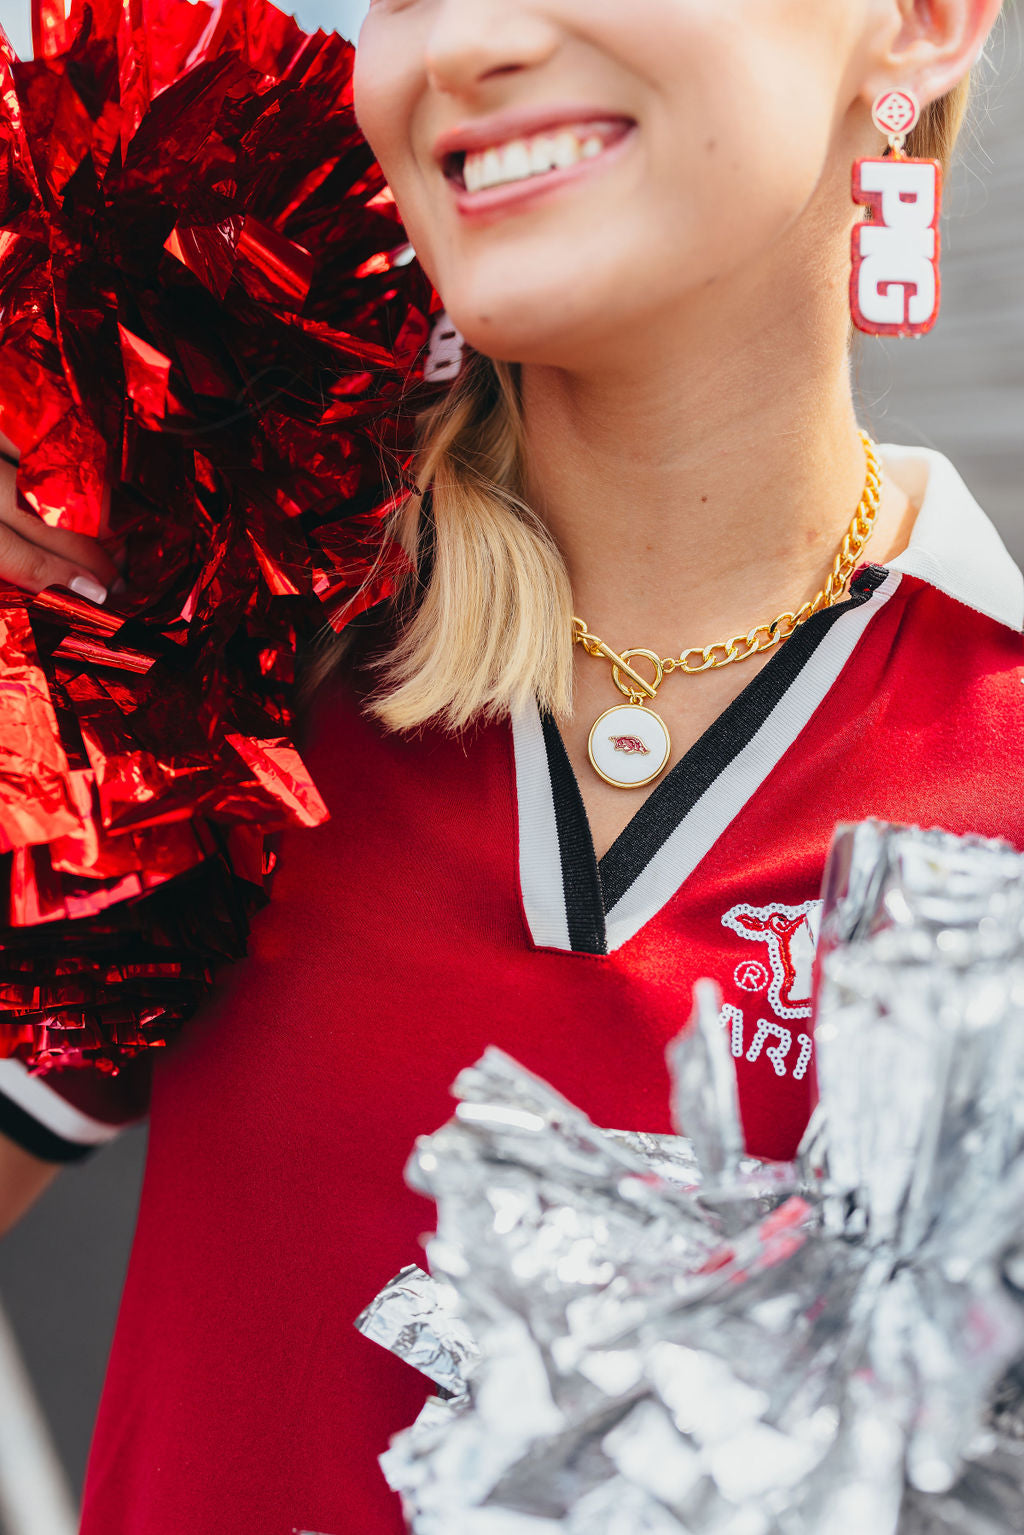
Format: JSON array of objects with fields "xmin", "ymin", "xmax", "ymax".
[{"xmin": 0, "ymin": 428, "xmax": 122, "ymax": 604}]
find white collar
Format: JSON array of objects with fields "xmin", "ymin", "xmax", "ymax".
[{"xmin": 880, "ymin": 443, "xmax": 1023, "ymax": 632}]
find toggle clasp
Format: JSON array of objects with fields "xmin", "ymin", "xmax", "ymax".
[{"xmin": 611, "ymin": 648, "xmax": 664, "ymax": 703}]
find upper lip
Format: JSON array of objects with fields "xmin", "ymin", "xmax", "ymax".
[{"xmin": 433, "ymin": 105, "xmax": 635, "ymax": 169}]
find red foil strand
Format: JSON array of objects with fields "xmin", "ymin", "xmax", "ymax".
[{"xmin": 0, "ymin": 0, "xmax": 444, "ymax": 1071}]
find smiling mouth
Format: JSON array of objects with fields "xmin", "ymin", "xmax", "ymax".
[{"xmin": 442, "ymin": 120, "xmax": 634, "ymax": 197}]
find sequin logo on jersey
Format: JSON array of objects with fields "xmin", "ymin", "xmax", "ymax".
[
  {"xmin": 719, "ymin": 900, "xmax": 823, "ymax": 1081},
  {"xmin": 722, "ymin": 900, "xmax": 822, "ymax": 1019}
]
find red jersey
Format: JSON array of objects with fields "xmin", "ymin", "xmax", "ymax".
[{"xmin": 1, "ymin": 443, "xmax": 1023, "ymax": 1534}]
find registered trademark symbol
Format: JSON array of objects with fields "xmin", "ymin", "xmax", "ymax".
[{"xmin": 734, "ymin": 960, "xmax": 770, "ymax": 993}]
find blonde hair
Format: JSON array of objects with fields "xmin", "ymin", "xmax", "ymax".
[
  {"xmin": 302, "ymin": 81, "xmax": 973, "ymax": 731},
  {"xmin": 908, "ymin": 77, "xmax": 972, "ymax": 169}
]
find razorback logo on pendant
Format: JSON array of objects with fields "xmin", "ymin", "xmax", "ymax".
[
  {"xmin": 850, "ymin": 156, "xmax": 943, "ymax": 337},
  {"xmin": 609, "ymin": 735, "xmax": 650, "ymax": 755}
]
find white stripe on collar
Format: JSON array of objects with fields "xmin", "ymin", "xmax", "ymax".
[
  {"xmin": 879, "ymin": 443, "xmax": 1024, "ymax": 632},
  {"xmin": 0, "ymin": 1057, "xmax": 127, "ymax": 1146},
  {"xmin": 511, "ymin": 701, "xmax": 572, "ymax": 951}
]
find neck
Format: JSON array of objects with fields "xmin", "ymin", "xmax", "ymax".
[{"xmin": 520, "ymin": 263, "xmax": 911, "ymax": 655}]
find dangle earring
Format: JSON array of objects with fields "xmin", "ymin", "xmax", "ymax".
[{"xmin": 850, "ymin": 90, "xmax": 943, "ymax": 338}]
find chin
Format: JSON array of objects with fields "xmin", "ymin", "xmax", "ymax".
[
  {"xmin": 456, "ymin": 326, "xmax": 574, "ymax": 371},
  {"xmin": 444, "ymin": 310, "xmax": 543, "ymax": 364},
  {"xmin": 445, "ymin": 290, "xmax": 612, "ymax": 371}
]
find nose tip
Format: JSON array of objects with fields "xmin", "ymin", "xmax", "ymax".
[
  {"xmin": 425, "ymin": 45, "xmax": 530, "ymax": 98},
  {"xmin": 427, "ymin": 54, "xmax": 529, "ymax": 97},
  {"xmin": 423, "ymin": 4, "xmax": 559, "ymax": 97}
]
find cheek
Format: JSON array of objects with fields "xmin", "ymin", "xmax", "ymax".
[
  {"xmin": 352, "ymin": 37, "xmax": 418, "ymax": 209},
  {"xmin": 353, "ymin": 43, "xmax": 445, "ymax": 286},
  {"xmin": 639, "ymin": 25, "xmax": 844, "ymax": 277},
  {"xmin": 674, "ymin": 120, "xmax": 819, "ymax": 260}
]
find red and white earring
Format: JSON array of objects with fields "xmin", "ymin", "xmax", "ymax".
[{"xmin": 850, "ymin": 89, "xmax": 943, "ymax": 338}]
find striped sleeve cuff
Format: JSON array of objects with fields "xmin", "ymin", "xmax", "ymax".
[{"xmin": 0, "ymin": 1058, "xmax": 142, "ymax": 1164}]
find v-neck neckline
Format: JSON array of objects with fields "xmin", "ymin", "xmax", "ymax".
[{"xmin": 512, "ymin": 564, "xmax": 897, "ymax": 955}]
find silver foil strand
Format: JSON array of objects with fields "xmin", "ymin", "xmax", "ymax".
[{"xmin": 356, "ymin": 821, "xmax": 1024, "ymax": 1534}]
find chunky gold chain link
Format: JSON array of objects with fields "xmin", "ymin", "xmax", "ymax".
[{"xmin": 572, "ymin": 431, "xmax": 883, "ymax": 695}]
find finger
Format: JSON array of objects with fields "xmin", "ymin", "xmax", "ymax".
[
  {"xmin": 0, "ymin": 519, "xmax": 111, "ymax": 603},
  {"xmin": 0, "ymin": 427, "xmax": 19, "ymax": 462},
  {"xmin": 0, "ymin": 460, "xmax": 121, "ymax": 589}
]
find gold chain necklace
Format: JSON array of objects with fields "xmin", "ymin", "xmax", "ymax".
[{"xmin": 572, "ymin": 431, "xmax": 884, "ymax": 789}]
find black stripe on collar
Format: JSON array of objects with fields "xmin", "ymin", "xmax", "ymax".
[
  {"xmin": 539, "ymin": 711, "xmax": 608, "ymax": 955},
  {"xmin": 0, "ymin": 1090, "xmax": 97, "ymax": 1164}
]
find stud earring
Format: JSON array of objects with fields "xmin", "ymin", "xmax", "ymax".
[{"xmin": 850, "ymin": 89, "xmax": 943, "ymax": 338}]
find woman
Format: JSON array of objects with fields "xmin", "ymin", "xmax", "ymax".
[{"xmin": 0, "ymin": 1, "xmax": 1018, "ymax": 1531}]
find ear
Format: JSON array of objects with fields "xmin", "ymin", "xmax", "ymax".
[{"xmin": 865, "ymin": 0, "xmax": 1004, "ymax": 109}]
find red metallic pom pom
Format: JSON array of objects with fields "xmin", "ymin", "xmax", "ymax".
[{"xmin": 0, "ymin": 0, "xmax": 441, "ymax": 1070}]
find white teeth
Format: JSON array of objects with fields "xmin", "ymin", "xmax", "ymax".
[
  {"xmin": 529, "ymin": 137, "xmax": 554, "ymax": 175},
  {"xmin": 502, "ymin": 139, "xmax": 532, "ymax": 180},
  {"xmin": 552, "ymin": 130, "xmax": 578, "ymax": 170},
  {"xmin": 460, "ymin": 123, "xmax": 621, "ymax": 194}
]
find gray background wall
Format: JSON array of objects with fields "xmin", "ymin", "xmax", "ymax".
[{"xmin": 0, "ymin": 0, "xmax": 1021, "ymax": 1519}]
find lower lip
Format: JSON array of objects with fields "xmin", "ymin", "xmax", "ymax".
[{"xmin": 450, "ymin": 125, "xmax": 637, "ymax": 222}]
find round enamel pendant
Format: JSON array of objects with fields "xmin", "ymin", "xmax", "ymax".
[{"xmin": 587, "ymin": 704, "xmax": 671, "ymax": 789}]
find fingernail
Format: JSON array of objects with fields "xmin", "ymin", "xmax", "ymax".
[
  {"xmin": 69, "ymin": 574, "xmax": 109, "ymax": 605},
  {"xmin": 109, "ymin": 575, "xmax": 128, "ymax": 596}
]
